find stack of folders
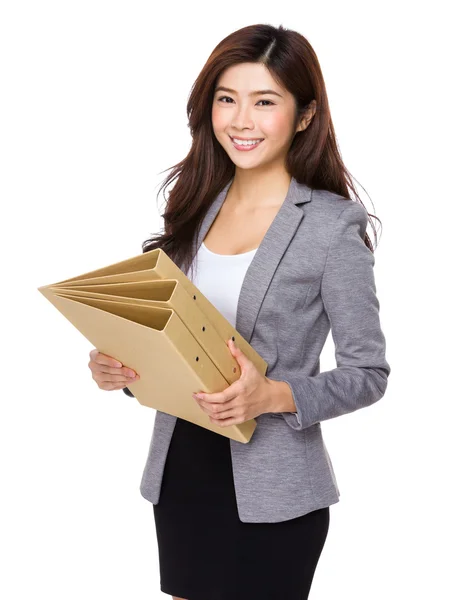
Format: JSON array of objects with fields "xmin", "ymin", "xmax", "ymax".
[{"xmin": 37, "ymin": 248, "xmax": 268, "ymax": 443}]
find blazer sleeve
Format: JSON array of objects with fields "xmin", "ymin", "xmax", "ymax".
[
  {"xmin": 122, "ymin": 387, "xmax": 135, "ymax": 398},
  {"xmin": 277, "ymin": 201, "xmax": 391, "ymax": 431}
]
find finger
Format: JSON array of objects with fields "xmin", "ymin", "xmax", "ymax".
[
  {"xmin": 93, "ymin": 351, "xmax": 123, "ymax": 368},
  {"xmin": 89, "ymin": 361, "xmax": 138, "ymax": 378},
  {"xmin": 90, "ymin": 348, "xmax": 108, "ymax": 363},
  {"xmin": 209, "ymin": 414, "xmax": 240, "ymax": 427},
  {"xmin": 212, "ymin": 406, "xmax": 244, "ymax": 421},
  {"xmin": 99, "ymin": 380, "xmax": 131, "ymax": 391},
  {"xmin": 198, "ymin": 399, "xmax": 238, "ymax": 420},
  {"xmin": 194, "ymin": 386, "xmax": 238, "ymax": 405},
  {"xmin": 95, "ymin": 372, "xmax": 140, "ymax": 384}
]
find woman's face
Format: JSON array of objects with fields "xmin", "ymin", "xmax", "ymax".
[{"xmin": 212, "ymin": 62, "xmax": 302, "ymax": 171}]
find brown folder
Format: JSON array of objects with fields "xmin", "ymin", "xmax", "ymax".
[{"xmin": 38, "ymin": 248, "xmax": 268, "ymax": 443}]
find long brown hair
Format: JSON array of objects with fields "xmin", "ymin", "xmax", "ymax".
[{"xmin": 142, "ymin": 23, "xmax": 381, "ymax": 281}]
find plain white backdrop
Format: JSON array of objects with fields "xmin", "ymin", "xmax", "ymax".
[{"xmin": 1, "ymin": 1, "xmax": 471, "ymax": 598}]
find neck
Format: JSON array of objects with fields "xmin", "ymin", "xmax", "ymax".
[{"xmin": 225, "ymin": 168, "xmax": 292, "ymax": 211}]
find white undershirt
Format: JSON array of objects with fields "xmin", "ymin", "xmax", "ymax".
[
  {"xmin": 187, "ymin": 241, "xmax": 300, "ymax": 424},
  {"xmin": 191, "ymin": 241, "xmax": 258, "ymax": 328}
]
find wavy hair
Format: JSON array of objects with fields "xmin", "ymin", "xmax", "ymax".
[{"xmin": 142, "ymin": 23, "xmax": 381, "ymax": 281}]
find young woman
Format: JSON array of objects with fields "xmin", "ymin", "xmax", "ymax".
[{"xmin": 89, "ymin": 23, "xmax": 391, "ymax": 600}]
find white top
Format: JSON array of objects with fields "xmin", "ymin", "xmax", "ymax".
[
  {"xmin": 191, "ymin": 241, "xmax": 258, "ymax": 327},
  {"xmin": 188, "ymin": 241, "xmax": 300, "ymax": 424}
]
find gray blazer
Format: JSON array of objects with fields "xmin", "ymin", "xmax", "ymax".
[{"xmin": 124, "ymin": 175, "xmax": 391, "ymax": 523}]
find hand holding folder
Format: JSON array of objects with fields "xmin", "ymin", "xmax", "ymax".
[{"xmin": 38, "ymin": 248, "xmax": 268, "ymax": 443}]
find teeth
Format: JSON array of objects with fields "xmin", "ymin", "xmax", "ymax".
[{"xmin": 232, "ymin": 137, "xmax": 263, "ymax": 146}]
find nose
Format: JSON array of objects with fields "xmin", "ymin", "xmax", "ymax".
[{"xmin": 231, "ymin": 102, "xmax": 255, "ymax": 131}]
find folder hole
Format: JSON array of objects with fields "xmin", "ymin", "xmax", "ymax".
[
  {"xmin": 195, "ymin": 356, "xmax": 199, "ymax": 361},
  {"xmin": 193, "ymin": 295, "xmax": 196, "ymax": 300},
  {"xmin": 202, "ymin": 326, "xmax": 205, "ymax": 331},
  {"xmin": 233, "ymin": 367, "xmax": 237, "ymax": 373}
]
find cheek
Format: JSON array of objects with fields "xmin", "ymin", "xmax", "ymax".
[
  {"xmin": 260, "ymin": 112, "xmax": 292, "ymax": 138},
  {"xmin": 212, "ymin": 107, "xmax": 227, "ymax": 131}
]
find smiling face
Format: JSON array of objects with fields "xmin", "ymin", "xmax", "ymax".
[{"xmin": 212, "ymin": 62, "xmax": 309, "ymax": 171}]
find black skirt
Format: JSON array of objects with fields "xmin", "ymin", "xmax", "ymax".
[{"xmin": 153, "ymin": 417, "xmax": 330, "ymax": 600}]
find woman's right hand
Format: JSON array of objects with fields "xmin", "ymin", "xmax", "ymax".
[{"xmin": 88, "ymin": 348, "xmax": 140, "ymax": 391}]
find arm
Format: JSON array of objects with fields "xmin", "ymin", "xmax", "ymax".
[{"xmin": 275, "ymin": 201, "xmax": 391, "ymax": 431}]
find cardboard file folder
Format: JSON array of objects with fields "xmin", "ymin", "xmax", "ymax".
[{"xmin": 38, "ymin": 248, "xmax": 269, "ymax": 443}]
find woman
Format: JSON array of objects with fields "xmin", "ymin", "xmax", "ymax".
[{"xmin": 89, "ymin": 23, "xmax": 391, "ymax": 600}]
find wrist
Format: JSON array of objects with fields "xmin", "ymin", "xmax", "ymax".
[{"xmin": 265, "ymin": 378, "xmax": 297, "ymax": 413}]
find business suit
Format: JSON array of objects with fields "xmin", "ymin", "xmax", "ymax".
[{"xmin": 125, "ymin": 175, "xmax": 390, "ymax": 523}]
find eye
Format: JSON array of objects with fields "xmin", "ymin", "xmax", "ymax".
[{"xmin": 217, "ymin": 96, "xmax": 274, "ymax": 106}]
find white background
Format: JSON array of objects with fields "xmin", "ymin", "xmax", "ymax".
[{"xmin": 1, "ymin": 1, "xmax": 471, "ymax": 598}]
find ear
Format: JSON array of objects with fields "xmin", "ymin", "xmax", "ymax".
[{"xmin": 295, "ymin": 99, "xmax": 317, "ymax": 134}]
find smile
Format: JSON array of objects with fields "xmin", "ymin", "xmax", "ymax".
[{"xmin": 229, "ymin": 136, "xmax": 264, "ymax": 151}]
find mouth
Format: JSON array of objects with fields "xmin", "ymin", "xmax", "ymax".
[{"xmin": 229, "ymin": 135, "xmax": 265, "ymax": 151}]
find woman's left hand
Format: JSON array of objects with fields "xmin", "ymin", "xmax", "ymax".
[{"xmin": 192, "ymin": 338, "xmax": 272, "ymax": 427}]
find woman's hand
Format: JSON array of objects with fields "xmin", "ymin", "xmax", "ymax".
[
  {"xmin": 88, "ymin": 349, "xmax": 140, "ymax": 391},
  {"xmin": 192, "ymin": 338, "xmax": 272, "ymax": 427}
]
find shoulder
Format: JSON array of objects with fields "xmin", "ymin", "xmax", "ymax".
[{"xmin": 303, "ymin": 187, "xmax": 369, "ymax": 235}]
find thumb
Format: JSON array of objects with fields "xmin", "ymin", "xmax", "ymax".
[{"xmin": 227, "ymin": 337, "xmax": 247, "ymax": 368}]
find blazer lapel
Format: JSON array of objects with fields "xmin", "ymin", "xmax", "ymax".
[{"xmin": 194, "ymin": 176, "xmax": 312, "ymax": 344}]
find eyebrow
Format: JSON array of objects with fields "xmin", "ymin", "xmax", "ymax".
[{"xmin": 214, "ymin": 86, "xmax": 283, "ymax": 99}]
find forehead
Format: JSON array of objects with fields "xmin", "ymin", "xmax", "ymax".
[{"xmin": 215, "ymin": 63, "xmax": 287, "ymax": 96}]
